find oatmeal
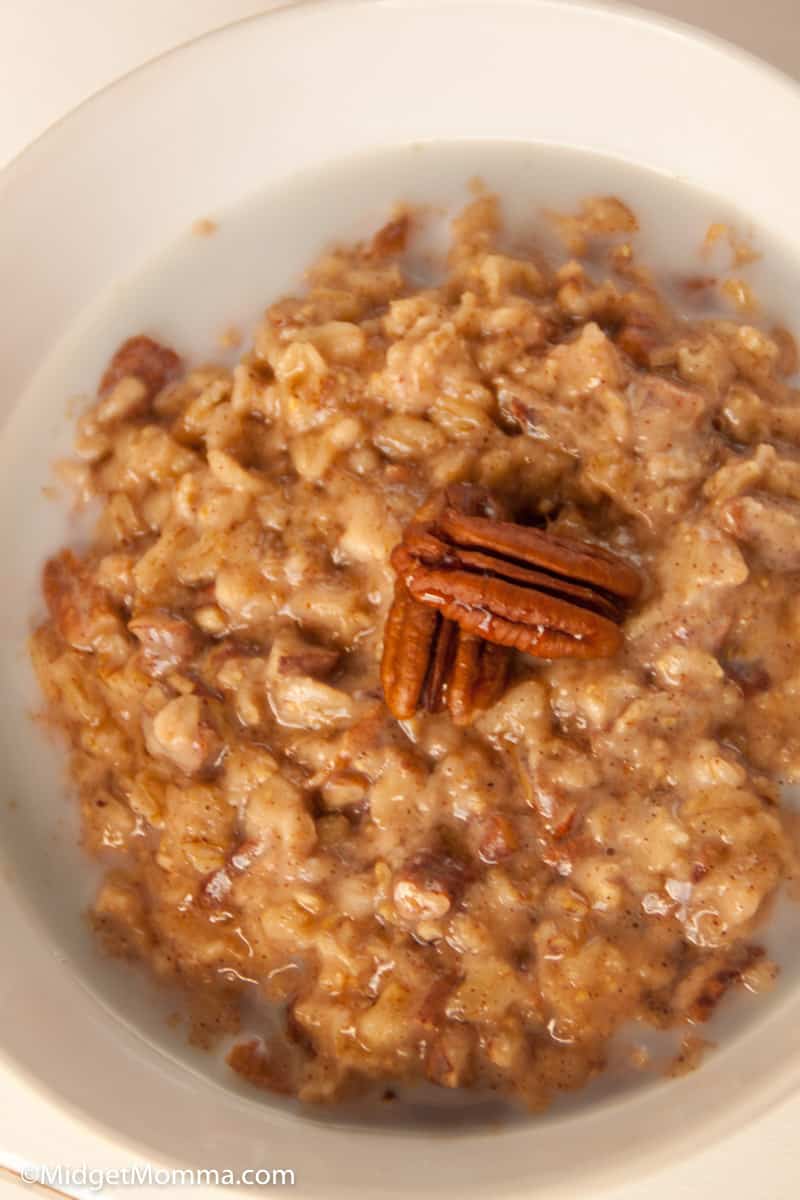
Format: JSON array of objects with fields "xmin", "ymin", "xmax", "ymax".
[{"xmin": 30, "ymin": 193, "xmax": 800, "ymax": 1108}]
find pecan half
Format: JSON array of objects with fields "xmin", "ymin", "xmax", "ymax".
[
  {"xmin": 381, "ymin": 582, "xmax": 510, "ymax": 724},
  {"xmin": 381, "ymin": 486, "xmax": 640, "ymax": 721},
  {"xmin": 392, "ymin": 486, "xmax": 640, "ymax": 661}
]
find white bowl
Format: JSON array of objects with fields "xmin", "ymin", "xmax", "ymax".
[{"xmin": 3, "ymin": 1, "xmax": 800, "ymax": 1195}]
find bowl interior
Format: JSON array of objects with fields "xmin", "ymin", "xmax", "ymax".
[{"xmin": 3, "ymin": 2, "xmax": 800, "ymax": 1195}]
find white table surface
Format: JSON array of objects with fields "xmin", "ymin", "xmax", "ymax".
[{"xmin": 1, "ymin": 2, "xmax": 799, "ymax": 1197}]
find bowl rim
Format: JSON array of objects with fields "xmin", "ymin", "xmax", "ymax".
[{"xmin": 4, "ymin": 0, "xmax": 800, "ymax": 185}]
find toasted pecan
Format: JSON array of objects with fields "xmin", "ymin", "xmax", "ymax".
[
  {"xmin": 381, "ymin": 485, "xmax": 640, "ymax": 719},
  {"xmin": 381, "ymin": 582, "xmax": 510, "ymax": 723}
]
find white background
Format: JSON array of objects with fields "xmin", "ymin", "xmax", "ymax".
[{"xmin": 0, "ymin": 2, "xmax": 799, "ymax": 1197}]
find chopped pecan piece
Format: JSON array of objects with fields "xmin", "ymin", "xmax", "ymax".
[
  {"xmin": 393, "ymin": 849, "xmax": 470, "ymax": 923},
  {"xmin": 99, "ymin": 335, "xmax": 182, "ymax": 401},
  {"xmin": 267, "ymin": 629, "xmax": 340, "ymax": 679}
]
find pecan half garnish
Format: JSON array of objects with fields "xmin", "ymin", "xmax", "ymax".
[
  {"xmin": 381, "ymin": 582, "xmax": 510, "ymax": 724},
  {"xmin": 381, "ymin": 485, "xmax": 640, "ymax": 721}
]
